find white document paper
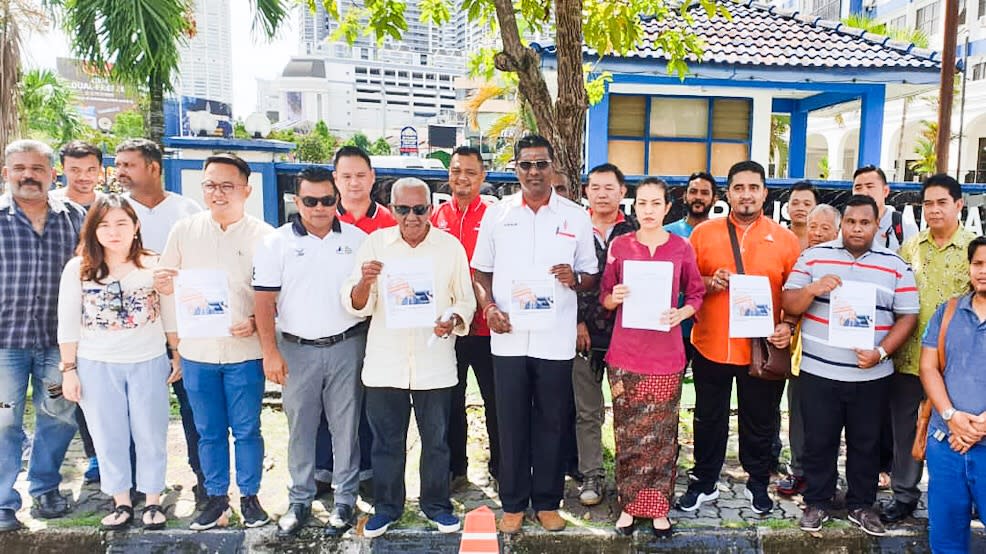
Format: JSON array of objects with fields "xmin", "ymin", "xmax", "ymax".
[
  {"xmin": 174, "ymin": 269, "xmax": 232, "ymax": 339},
  {"xmin": 508, "ymin": 273, "xmax": 557, "ymax": 330},
  {"xmin": 382, "ymin": 258, "xmax": 437, "ymax": 329},
  {"xmin": 621, "ymin": 260, "xmax": 674, "ymax": 331},
  {"xmin": 828, "ymin": 280, "xmax": 877, "ymax": 349},
  {"xmin": 728, "ymin": 274, "xmax": 775, "ymax": 338}
]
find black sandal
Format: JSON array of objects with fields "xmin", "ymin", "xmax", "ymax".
[
  {"xmin": 102, "ymin": 504, "xmax": 134, "ymax": 531},
  {"xmin": 142, "ymin": 504, "xmax": 167, "ymax": 531},
  {"xmin": 615, "ymin": 517, "xmax": 637, "ymax": 536}
]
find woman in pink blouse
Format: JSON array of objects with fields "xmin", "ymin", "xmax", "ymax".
[{"xmin": 600, "ymin": 178, "xmax": 705, "ymax": 537}]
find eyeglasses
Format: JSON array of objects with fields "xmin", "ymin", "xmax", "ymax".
[
  {"xmin": 392, "ymin": 204, "xmax": 430, "ymax": 216},
  {"xmin": 106, "ymin": 280, "xmax": 125, "ymax": 313},
  {"xmin": 299, "ymin": 195, "xmax": 337, "ymax": 207},
  {"xmin": 201, "ymin": 181, "xmax": 246, "ymax": 194},
  {"xmin": 517, "ymin": 160, "xmax": 552, "ymax": 172}
]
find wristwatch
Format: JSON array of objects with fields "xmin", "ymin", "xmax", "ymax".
[
  {"xmin": 942, "ymin": 407, "xmax": 957, "ymax": 421},
  {"xmin": 877, "ymin": 346, "xmax": 889, "ymax": 361}
]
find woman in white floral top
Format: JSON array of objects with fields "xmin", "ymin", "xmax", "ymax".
[{"xmin": 57, "ymin": 195, "xmax": 179, "ymax": 530}]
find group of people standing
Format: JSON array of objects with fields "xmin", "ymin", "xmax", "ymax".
[{"xmin": 0, "ymin": 133, "xmax": 983, "ymax": 553}]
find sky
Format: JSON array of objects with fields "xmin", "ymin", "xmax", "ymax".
[{"xmin": 21, "ymin": 2, "xmax": 298, "ymax": 119}]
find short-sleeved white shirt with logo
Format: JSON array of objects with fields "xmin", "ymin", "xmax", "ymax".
[
  {"xmin": 471, "ymin": 191, "xmax": 597, "ymax": 360},
  {"xmin": 253, "ymin": 217, "xmax": 367, "ymax": 340}
]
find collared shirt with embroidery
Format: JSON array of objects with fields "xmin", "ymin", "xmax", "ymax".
[
  {"xmin": 159, "ymin": 211, "xmax": 274, "ymax": 364},
  {"xmin": 0, "ymin": 192, "xmax": 86, "ymax": 349},
  {"xmin": 337, "ymin": 201, "xmax": 397, "ymax": 234},
  {"xmin": 253, "ymin": 215, "xmax": 367, "ymax": 340},
  {"xmin": 471, "ymin": 191, "xmax": 598, "ymax": 360},
  {"xmin": 894, "ymin": 225, "xmax": 977, "ymax": 376},
  {"xmin": 342, "ymin": 225, "xmax": 476, "ymax": 390},
  {"xmin": 689, "ymin": 214, "xmax": 801, "ymax": 365},
  {"xmin": 577, "ymin": 211, "xmax": 636, "ymax": 348},
  {"xmin": 432, "ymin": 195, "xmax": 491, "ymax": 336}
]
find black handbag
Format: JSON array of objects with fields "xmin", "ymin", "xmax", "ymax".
[{"xmin": 727, "ymin": 220, "xmax": 791, "ymax": 381}]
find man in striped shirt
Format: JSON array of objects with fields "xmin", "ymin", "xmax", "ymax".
[{"xmin": 782, "ymin": 195, "xmax": 918, "ymax": 537}]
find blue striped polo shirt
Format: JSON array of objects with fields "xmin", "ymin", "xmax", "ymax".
[{"xmin": 783, "ymin": 238, "xmax": 919, "ymax": 382}]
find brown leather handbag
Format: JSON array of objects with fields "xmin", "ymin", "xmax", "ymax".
[
  {"xmin": 911, "ymin": 297, "xmax": 959, "ymax": 462},
  {"xmin": 727, "ymin": 220, "xmax": 791, "ymax": 381}
]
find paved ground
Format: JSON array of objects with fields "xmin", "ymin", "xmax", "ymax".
[{"xmin": 12, "ymin": 378, "xmax": 946, "ymax": 543}]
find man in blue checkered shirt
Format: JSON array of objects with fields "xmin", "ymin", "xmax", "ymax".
[{"xmin": 0, "ymin": 139, "xmax": 86, "ymax": 532}]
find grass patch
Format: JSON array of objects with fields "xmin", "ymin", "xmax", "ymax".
[
  {"xmin": 396, "ymin": 509, "xmax": 430, "ymax": 528},
  {"xmin": 47, "ymin": 514, "xmax": 104, "ymax": 528},
  {"xmin": 761, "ymin": 518, "xmax": 798, "ymax": 530},
  {"xmin": 721, "ymin": 519, "xmax": 750, "ymax": 529}
]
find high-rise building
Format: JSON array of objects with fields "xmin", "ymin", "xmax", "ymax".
[{"xmin": 178, "ymin": 0, "xmax": 233, "ymax": 107}]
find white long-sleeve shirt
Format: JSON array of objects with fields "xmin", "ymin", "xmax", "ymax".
[{"xmin": 58, "ymin": 256, "xmax": 176, "ymax": 363}]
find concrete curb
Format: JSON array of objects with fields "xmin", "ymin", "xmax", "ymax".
[{"xmin": 2, "ymin": 526, "xmax": 984, "ymax": 553}]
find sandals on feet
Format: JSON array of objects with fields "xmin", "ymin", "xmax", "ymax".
[
  {"xmin": 102, "ymin": 504, "xmax": 134, "ymax": 531},
  {"xmin": 142, "ymin": 504, "xmax": 167, "ymax": 530}
]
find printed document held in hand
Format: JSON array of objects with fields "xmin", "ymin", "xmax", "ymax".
[
  {"xmin": 828, "ymin": 280, "xmax": 877, "ymax": 349},
  {"xmin": 382, "ymin": 257, "xmax": 437, "ymax": 329},
  {"xmin": 620, "ymin": 260, "xmax": 674, "ymax": 331},
  {"xmin": 174, "ymin": 269, "xmax": 232, "ymax": 339},
  {"xmin": 728, "ymin": 274, "xmax": 775, "ymax": 338}
]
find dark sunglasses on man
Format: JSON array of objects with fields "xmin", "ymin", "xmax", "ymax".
[
  {"xmin": 299, "ymin": 195, "xmax": 337, "ymax": 207},
  {"xmin": 516, "ymin": 160, "xmax": 551, "ymax": 172},
  {"xmin": 392, "ymin": 204, "xmax": 430, "ymax": 216}
]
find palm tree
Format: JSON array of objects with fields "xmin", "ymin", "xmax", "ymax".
[
  {"xmin": 0, "ymin": 0, "xmax": 51, "ymax": 148},
  {"xmin": 18, "ymin": 68, "xmax": 85, "ymax": 144},
  {"xmin": 61, "ymin": 0, "xmax": 288, "ymax": 144},
  {"xmin": 770, "ymin": 114, "xmax": 790, "ymax": 178},
  {"xmin": 464, "ymin": 80, "xmax": 539, "ymax": 168}
]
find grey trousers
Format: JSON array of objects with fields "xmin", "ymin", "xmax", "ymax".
[
  {"xmin": 787, "ymin": 377, "xmax": 805, "ymax": 477},
  {"xmin": 572, "ymin": 355, "xmax": 605, "ymax": 479},
  {"xmin": 281, "ymin": 334, "xmax": 365, "ymax": 507},
  {"xmin": 890, "ymin": 372, "xmax": 925, "ymax": 504},
  {"xmin": 77, "ymin": 355, "xmax": 170, "ymax": 497}
]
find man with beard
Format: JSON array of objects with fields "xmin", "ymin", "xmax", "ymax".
[
  {"xmin": 665, "ymin": 172, "xmax": 717, "ymax": 364},
  {"xmin": 0, "ymin": 140, "xmax": 86, "ymax": 532},
  {"xmin": 664, "ymin": 171, "xmax": 716, "ymax": 238}
]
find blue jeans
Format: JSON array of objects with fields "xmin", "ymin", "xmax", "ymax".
[
  {"xmin": 365, "ymin": 387, "xmax": 452, "ymax": 520},
  {"xmin": 182, "ymin": 358, "xmax": 264, "ymax": 496},
  {"xmin": 0, "ymin": 348, "xmax": 77, "ymax": 511},
  {"xmin": 927, "ymin": 436, "xmax": 986, "ymax": 554}
]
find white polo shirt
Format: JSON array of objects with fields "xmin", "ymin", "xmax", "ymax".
[
  {"xmin": 471, "ymin": 191, "xmax": 597, "ymax": 360},
  {"xmin": 126, "ymin": 192, "xmax": 203, "ymax": 253},
  {"xmin": 253, "ymin": 216, "xmax": 367, "ymax": 340}
]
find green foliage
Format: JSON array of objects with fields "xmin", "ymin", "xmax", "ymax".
[
  {"xmin": 770, "ymin": 114, "xmax": 790, "ymax": 178},
  {"xmin": 818, "ymin": 155, "xmax": 830, "ymax": 179},
  {"xmin": 426, "ymin": 150, "xmax": 451, "ymax": 168},
  {"xmin": 296, "ymin": 132, "xmax": 332, "ymax": 163},
  {"xmin": 346, "ymin": 132, "xmax": 372, "ymax": 151},
  {"xmin": 842, "ymin": 13, "xmax": 929, "ymax": 48},
  {"xmin": 585, "ymin": 69, "xmax": 613, "ymax": 105},
  {"xmin": 909, "ymin": 120, "xmax": 938, "ymax": 178},
  {"xmin": 18, "ymin": 68, "xmax": 86, "ymax": 144},
  {"xmin": 111, "ymin": 109, "xmax": 146, "ymax": 138},
  {"xmin": 370, "ymin": 137, "xmax": 391, "ymax": 155}
]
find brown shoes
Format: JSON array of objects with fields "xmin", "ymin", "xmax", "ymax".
[
  {"xmin": 536, "ymin": 510, "xmax": 566, "ymax": 532},
  {"xmin": 499, "ymin": 511, "xmax": 524, "ymax": 534}
]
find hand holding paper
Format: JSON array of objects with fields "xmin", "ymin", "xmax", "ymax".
[{"xmin": 621, "ymin": 260, "xmax": 673, "ymax": 331}]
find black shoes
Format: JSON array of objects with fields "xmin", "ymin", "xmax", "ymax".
[
  {"xmin": 325, "ymin": 503, "xmax": 354, "ymax": 537},
  {"xmin": 879, "ymin": 498, "xmax": 917, "ymax": 524},
  {"xmin": 0, "ymin": 509, "xmax": 22, "ymax": 533},
  {"xmin": 240, "ymin": 495, "xmax": 270, "ymax": 528},
  {"xmin": 190, "ymin": 495, "xmax": 232, "ymax": 531},
  {"xmin": 744, "ymin": 486, "xmax": 774, "ymax": 515},
  {"xmin": 277, "ymin": 502, "xmax": 311, "ymax": 536},
  {"xmin": 676, "ymin": 485, "xmax": 719, "ymax": 512},
  {"xmin": 32, "ymin": 490, "xmax": 71, "ymax": 519},
  {"xmin": 849, "ymin": 507, "xmax": 887, "ymax": 536}
]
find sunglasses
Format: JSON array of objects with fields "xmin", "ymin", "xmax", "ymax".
[
  {"xmin": 300, "ymin": 195, "xmax": 337, "ymax": 207},
  {"xmin": 392, "ymin": 204, "xmax": 430, "ymax": 216},
  {"xmin": 106, "ymin": 280, "xmax": 125, "ymax": 313},
  {"xmin": 517, "ymin": 160, "xmax": 551, "ymax": 172}
]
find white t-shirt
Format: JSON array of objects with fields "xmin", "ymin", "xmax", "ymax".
[
  {"xmin": 471, "ymin": 191, "xmax": 597, "ymax": 360},
  {"xmin": 126, "ymin": 192, "xmax": 203, "ymax": 253},
  {"xmin": 252, "ymin": 218, "xmax": 368, "ymax": 339}
]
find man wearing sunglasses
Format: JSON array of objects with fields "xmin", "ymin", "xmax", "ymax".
[
  {"xmin": 253, "ymin": 166, "xmax": 368, "ymax": 537},
  {"xmin": 431, "ymin": 146, "xmax": 499, "ymax": 491},
  {"xmin": 343, "ymin": 177, "xmax": 475, "ymax": 538},
  {"xmin": 155, "ymin": 153, "xmax": 275, "ymax": 530},
  {"xmin": 472, "ymin": 134, "xmax": 598, "ymax": 534}
]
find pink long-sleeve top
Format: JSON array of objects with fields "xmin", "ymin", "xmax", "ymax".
[{"xmin": 600, "ymin": 232, "xmax": 705, "ymax": 375}]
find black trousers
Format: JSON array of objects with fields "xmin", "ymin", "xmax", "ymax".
[
  {"xmin": 448, "ymin": 336, "xmax": 499, "ymax": 478},
  {"xmin": 690, "ymin": 352, "xmax": 785, "ymax": 491},
  {"xmin": 800, "ymin": 371, "xmax": 891, "ymax": 511},
  {"xmin": 494, "ymin": 355, "xmax": 574, "ymax": 513}
]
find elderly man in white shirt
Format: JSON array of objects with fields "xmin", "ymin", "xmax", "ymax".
[{"xmin": 342, "ymin": 177, "xmax": 476, "ymax": 538}]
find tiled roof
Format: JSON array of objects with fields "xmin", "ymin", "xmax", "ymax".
[{"xmin": 534, "ymin": 0, "xmax": 941, "ymax": 71}]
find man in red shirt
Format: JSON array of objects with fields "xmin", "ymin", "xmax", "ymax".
[
  {"xmin": 431, "ymin": 146, "xmax": 499, "ymax": 489},
  {"xmin": 333, "ymin": 145, "xmax": 397, "ymax": 233},
  {"xmin": 315, "ymin": 146, "xmax": 396, "ymax": 496}
]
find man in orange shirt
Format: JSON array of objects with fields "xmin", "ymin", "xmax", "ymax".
[{"xmin": 678, "ymin": 160, "xmax": 800, "ymax": 515}]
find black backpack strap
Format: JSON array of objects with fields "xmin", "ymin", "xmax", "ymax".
[
  {"xmin": 891, "ymin": 209, "xmax": 903, "ymax": 245},
  {"xmin": 727, "ymin": 219, "xmax": 745, "ymax": 275}
]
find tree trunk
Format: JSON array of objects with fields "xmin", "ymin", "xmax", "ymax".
[
  {"xmin": 147, "ymin": 74, "xmax": 166, "ymax": 146},
  {"xmin": 492, "ymin": 0, "xmax": 587, "ymax": 198},
  {"xmin": 0, "ymin": 0, "xmax": 21, "ymax": 151},
  {"xmin": 895, "ymin": 97, "xmax": 910, "ymax": 181}
]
